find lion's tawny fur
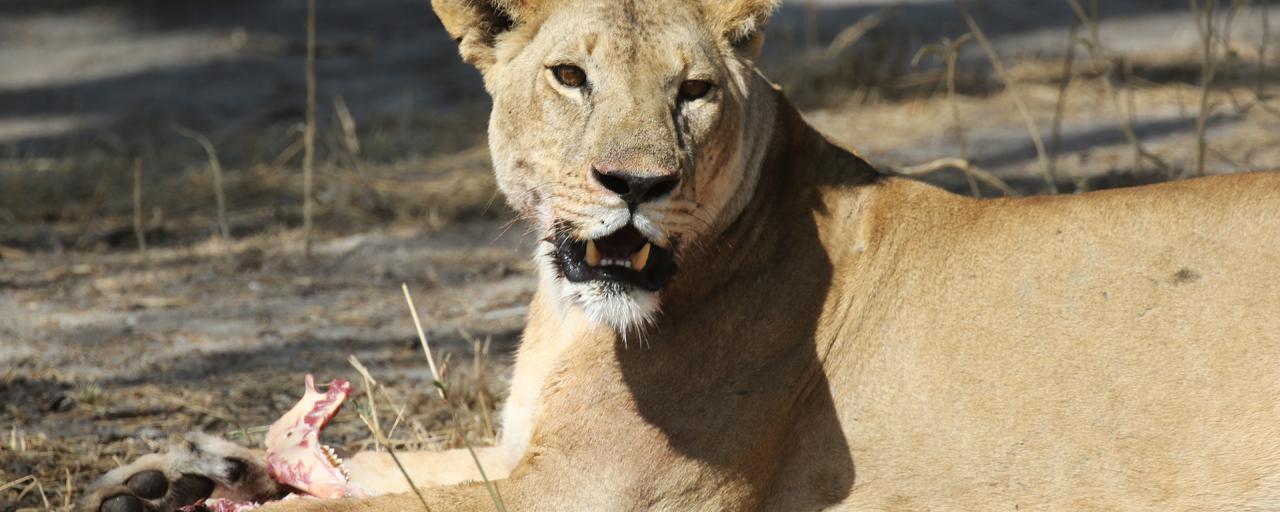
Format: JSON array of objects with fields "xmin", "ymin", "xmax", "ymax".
[{"xmin": 92, "ymin": 0, "xmax": 1280, "ymax": 510}]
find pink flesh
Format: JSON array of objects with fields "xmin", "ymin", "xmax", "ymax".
[{"xmin": 264, "ymin": 374, "xmax": 355, "ymax": 499}]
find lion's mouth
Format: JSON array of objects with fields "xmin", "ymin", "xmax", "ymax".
[{"xmin": 551, "ymin": 224, "xmax": 677, "ymax": 291}]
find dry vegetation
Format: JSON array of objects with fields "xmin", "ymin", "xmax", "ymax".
[{"xmin": 3, "ymin": 1, "xmax": 1280, "ymax": 510}]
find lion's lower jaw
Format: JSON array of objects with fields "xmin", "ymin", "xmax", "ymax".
[{"xmin": 557, "ymin": 279, "xmax": 660, "ymax": 339}]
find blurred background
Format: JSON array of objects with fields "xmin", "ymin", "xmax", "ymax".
[{"xmin": 2, "ymin": 0, "xmax": 1277, "ymax": 508}]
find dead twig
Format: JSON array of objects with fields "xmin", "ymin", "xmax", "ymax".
[
  {"xmin": 1259, "ymin": 0, "xmax": 1270, "ymax": 101},
  {"xmin": 1049, "ymin": 22, "xmax": 1079, "ymax": 180},
  {"xmin": 914, "ymin": 35, "xmax": 986, "ymax": 197},
  {"xmin": 1065, "ymin": 0, "xmax": 1174, "ymax": 177},
  {"xmin": 1192, "ymin": 0, "xmax": 1219, "ymax": 177},
  {"xmin": 945, "ymin": 34, "xmax": 981, "ymax": 197},
  {"xmin": 897, "ymin": 157, "xmax": 1018, "ymax": 197},
  {"xmin": 954, "ymin": 0, "xmax": 1057, "ymax": 193},
  {"xmin": 132, "ymin": 158, "xmax": 146, "ymax": 253},
  {"xmin": 302, "ymin": 0, "xmax": 318, "ymax": 258}
]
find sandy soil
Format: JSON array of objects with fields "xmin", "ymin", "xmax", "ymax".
[{"xmin": 2, "ymin": 0, "xmax": 1279, "ymax": 509}]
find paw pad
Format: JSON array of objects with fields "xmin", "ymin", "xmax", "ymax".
[
  {"xmin": 100, "ymin": 495, "xmax": 144, "ymax": 512},
  {"xmin": 125, "ymin": 471, "xmax": 168, "ymax": 500}
]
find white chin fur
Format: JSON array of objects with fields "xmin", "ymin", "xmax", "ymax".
[
  {"xmin": 559, "ymin": 280, "xmax": 660, "ymax": 336},
  {"xmin": 535, "ymin": 242, "xmax": 661, "ymax": 337}
]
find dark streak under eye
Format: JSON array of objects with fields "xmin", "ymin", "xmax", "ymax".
[{"xmin": 670, "ymin": 107, "xmax": 686, "ymax": 152}]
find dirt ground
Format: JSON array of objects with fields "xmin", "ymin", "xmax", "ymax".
[{"xmin": 2, "ymin": 0, "xmax": 1279, "ymax": 510}]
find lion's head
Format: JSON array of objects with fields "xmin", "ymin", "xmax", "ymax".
[{"xmin": 433, "ymin": 0, "xmax": 781, "ymax": 333}]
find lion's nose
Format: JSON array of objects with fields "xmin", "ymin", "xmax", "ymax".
[{"xmin": 592, "ymin": 167, "xmax": 680, "ymax": 207}]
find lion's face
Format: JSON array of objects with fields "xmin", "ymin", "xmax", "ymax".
[{"xmin": 436, "ymin": 0, "xmax": 777, "ymax": 332}]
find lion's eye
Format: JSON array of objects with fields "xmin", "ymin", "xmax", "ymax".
[
  {"xmin": 552, "ymin": 65, "xmax": 587, "ymax": 88},
  {"xmin": 678, "ymin": 80, "xmax": 713, "ymax": 101}
]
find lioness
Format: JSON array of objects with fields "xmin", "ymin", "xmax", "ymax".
[{"xmin": 84, "ymin": 0, "xmax": 1280, "ymax": 510}]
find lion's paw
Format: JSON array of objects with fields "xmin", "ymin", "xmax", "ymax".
[{"xmin": 81, "ymin": 432, "xmax": 280, "ymax": 512}]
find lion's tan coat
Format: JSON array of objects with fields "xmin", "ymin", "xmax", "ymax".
[{"xmin": 266, "ymin": 0, "xmax": 1280, "ymax": 509}]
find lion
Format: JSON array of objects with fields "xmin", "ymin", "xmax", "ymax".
[{"xmin": 83, "ymin": 0, "xmax": 1280, "ymax": 510}]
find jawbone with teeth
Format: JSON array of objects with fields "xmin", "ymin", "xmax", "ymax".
[
  {"xmin": 187, "ymin": 375, "xmax": 361, "ymax": 512},
  {"xmin": 263, "ymin": 374, "xmax": 360, "ymax": 500}
]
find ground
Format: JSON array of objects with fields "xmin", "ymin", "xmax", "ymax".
[{"xmin": 2, "ymin": 0, "xmax": 1278, "ymax": 509}]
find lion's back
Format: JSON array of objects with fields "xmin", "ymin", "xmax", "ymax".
[{"xmin": 821, "ymin": 171, "xmax": 1280, "ymax": 510}]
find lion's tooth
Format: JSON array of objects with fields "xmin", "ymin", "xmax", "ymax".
[
  {"xmin": 631, "ymin": 243, "xmax": 651, "ymax": 272},
  {"xmin": 585, "ymin": 240, "xmax": 601, "ymax": 266}
]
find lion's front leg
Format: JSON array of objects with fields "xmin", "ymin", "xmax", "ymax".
[
  {"xmin": 344, "ymin": 446, "xmax": 513, "ymax": 494},
  {"xmin": 260, "ymin": 478, "xmax": 519, "ymax": 512},
  {"xmin": 79, "ymin": 437, "xmax": 511, "ymax": 512}
]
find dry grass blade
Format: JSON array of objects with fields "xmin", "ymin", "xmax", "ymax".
[
  {"xmin": 132, "ymin": 158, "xmax": 146, "ymax": 253},
  {"xmin": 377, "ymin": 385, "xmax": 410, "ymax": 440},
  {"xmin": 8, "ymin": 476, "xmax": 53, "ymax": 510},
  {"xmin": 349, "ymin": 355, "xmax": 433, "ymax": 512},
  {"xmin": 37, "ymin": 478, "xmax": 51, "ymax": 511},
  {"xmin": 64, "ymin": 468, "xmax": 73, "ymax": 510},
  {"xmin": 954, "ymin": 0, "xmax": 1057, "ymax": 193},
  {"xmin": 0, "ymin": 475, "xmax": 35, "ymax": 494},
  {"xmin": 172, "ymin": 125, "xmax": 231, "ymax": 241},
  {"xmin": 823, "ymin": 6, "xmax": 896, "ymax": 60},
  {"xmin": 402, "ymin": 283, "xmax": 443, "ymax": 399},
  {"xmin": 302, "ymin": 0, "xmax": 318, "ymax": 258},
  {"xmin": 401, "ymin": 283, "xmax": 508, "ymax": 512},
  {"xmin": 334, "ymin": 96, "xmax": 362, "ymax": 158},
  {"xmin": 348, "ymin": 356, "xmax": 382, "ymax": 450}
]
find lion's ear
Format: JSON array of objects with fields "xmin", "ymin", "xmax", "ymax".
[
  {"xmin": 704, "ymin": 0, "xmax": 781, "ymax": 55},
  {"xmin": 431, "ymin": 0, "xmax": 537, "ymax": 71}
]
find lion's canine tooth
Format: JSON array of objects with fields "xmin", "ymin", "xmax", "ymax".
[
  {"xmin": 585, "ymin": 240, "xmax": 602, "ymax": 266},
  {"xmin": 631, "ymin": 243, "xmax": 651, "ymax": 272}
]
